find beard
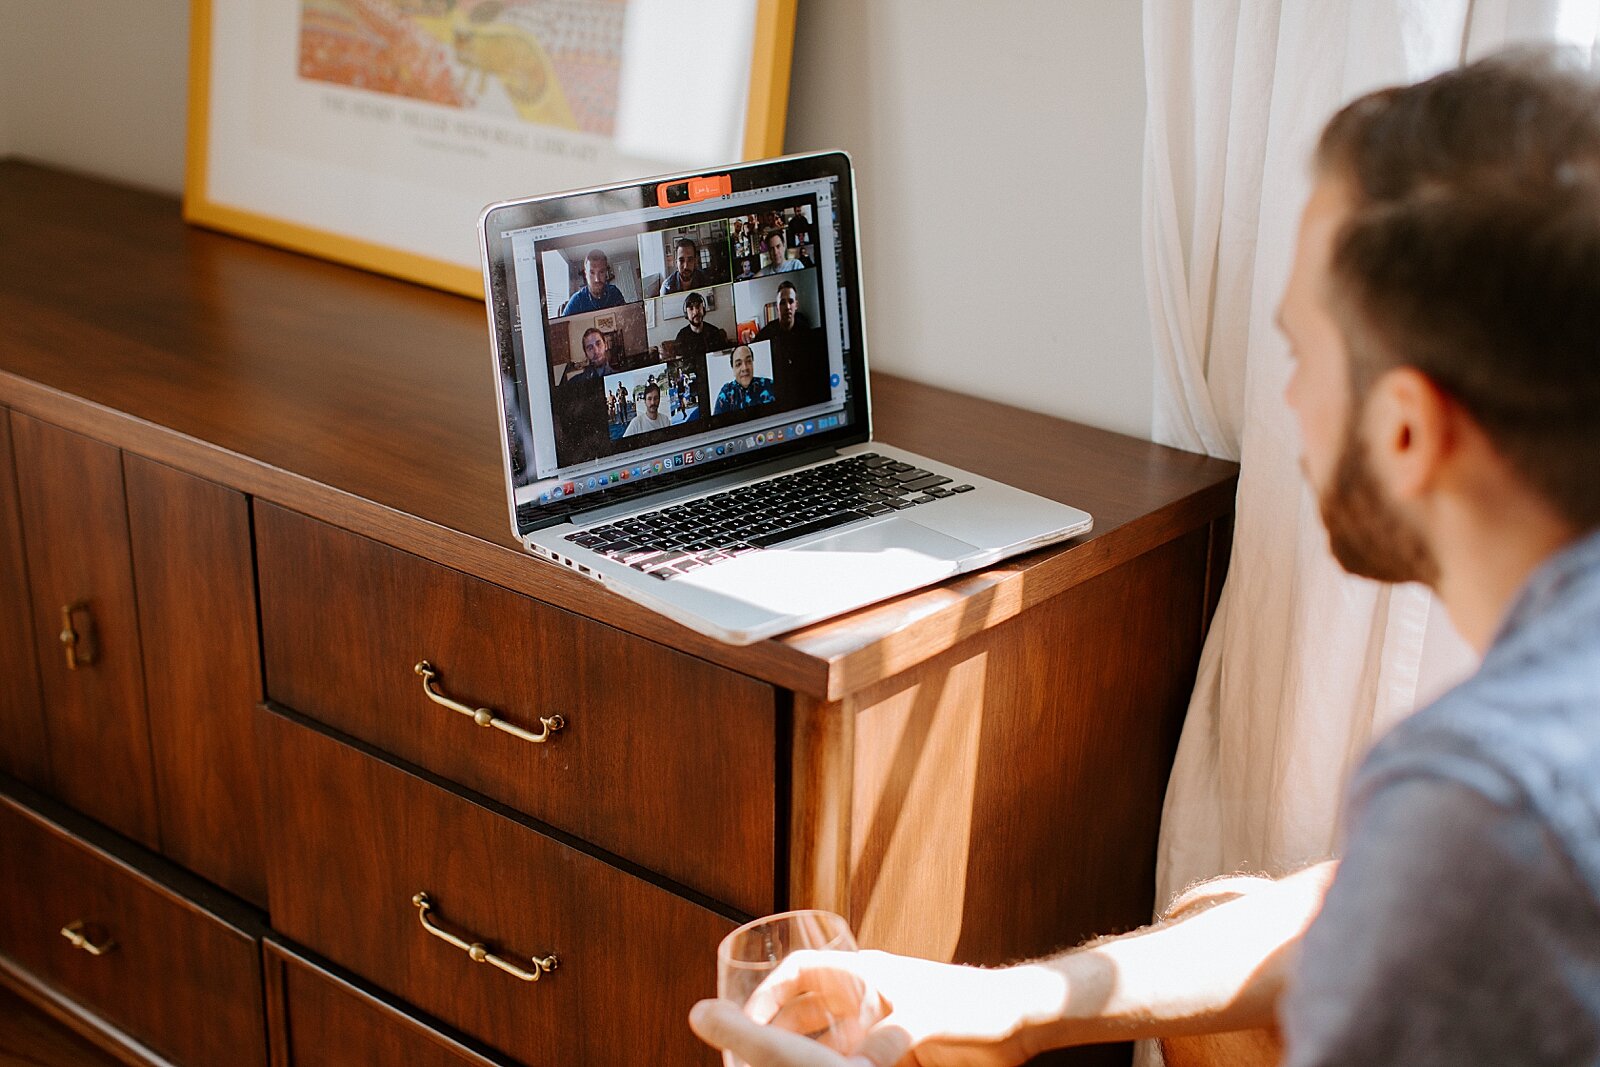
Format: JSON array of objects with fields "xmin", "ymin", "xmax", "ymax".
[{"xmin": 1319, "ymin": 416, "xmax": 1439, "ymax": 586}]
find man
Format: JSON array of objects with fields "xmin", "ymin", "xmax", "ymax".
[
  {"xmin": 692, "ymin": 50, "xmax": 1600, "ymax": 1067},
  {"xmin": 675, "ymin": 291, "xmax": 730, "ymax": 359},
  {"xmin": 662, "ymin": 237, "xmax": 711, "ymax": 294},
  {"xmin": 758, "ymin": 229, "xmax": 805, "ymax": 275},
  {"xmin": 713, "ymin": 345, "xmax": 775, "ymax": 415},
  {"xmin": 754, "ymin": 281, "xmax": 810, "ymax": 341},
  {"xmin": 559, "ymin": 327, "xmax": 610, "ymax": 385},
  {"xmin": 623, "ymin": 382, "xmax": 672, "ymax": 436},
  {"xmin": 560, "ymin": 248, "xmax": 626, "ymax": 315}
]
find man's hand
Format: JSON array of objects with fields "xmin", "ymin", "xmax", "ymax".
[{"xmin": 690, "ymin": 949, "xmax": 1053, "ymax": 1067}]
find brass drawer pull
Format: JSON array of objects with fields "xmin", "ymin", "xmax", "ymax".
[
  {"xmin": 413, "ymin": 661, "xmax": 565, "ymax": 744},
  {"xmin": 60, "ymin": 920, "xmax": 114, "ymax": 956},
  {"xmin": 59, "ymin": 601, "xmax": 94, "ymax": 671},
  {"xmin": 411, "ymin": 892, "xmax": 557, "ymax": 982}
]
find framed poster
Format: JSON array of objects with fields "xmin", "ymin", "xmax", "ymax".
[{"xmin": 183, "ymin": 0, "xmax": 798, "ymax": 297}]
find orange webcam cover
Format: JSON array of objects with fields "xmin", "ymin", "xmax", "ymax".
[{"xmin": 657, "ymin": 173, "xmax": 732, "ymax": 208}]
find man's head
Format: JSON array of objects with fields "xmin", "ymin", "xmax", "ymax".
[
  {"xmin": 581, "ymin": 327, "xmax": 608, "ymax": 369},
  {"xmin": 583, "ymin": 249, "xmax": 611, "ymax": 295},
  {"xmin": 675, "ymin": 238, "xmax": 700, "ymax": 280},
  {"xmin": 684, "ymin": 290, "xmax": 706, "ymax": 328},
  {"xmin": 731, "ymin": 345, "xmax": 755, "ymax": 387},
  {"xmin": 644, "ymin": 382, "xmax": 661, "ymax": 417},
  {"xmin": 775, "ymin": 281, "xmax": 799, "ymax": 329},
  {"xmin": 1283, "ymin": 49, "xmax": 1600, "ymax": 585},
  {"xmin": 764, "ymin": 230, "xmax": 787, "ymax": 268}
]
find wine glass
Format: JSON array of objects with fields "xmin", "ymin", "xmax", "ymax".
[{"xmin": 715, "ymin": 909, "xmax": 868, "ymax": 1067}]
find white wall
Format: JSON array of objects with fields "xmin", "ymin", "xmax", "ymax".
[
  {"xmin": 785, "ymin": 1, "xmax": 1152, "ymax": 437},
  {"xmin": 1, "ymin": 0, "xmax": 190, "ymax": 195},
  {"xmin": 0, "ymin": 0, "xmax": 1152, "ymax": 438}
]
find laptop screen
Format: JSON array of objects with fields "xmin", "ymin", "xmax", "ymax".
[{"xmin": 481, "ymin": 153, "xmax": 869, "ymax": 535}]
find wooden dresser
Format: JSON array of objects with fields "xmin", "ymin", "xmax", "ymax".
[{"xmin": 0, "ymin": 161, "xmax": 1237, "ymax": 1067}]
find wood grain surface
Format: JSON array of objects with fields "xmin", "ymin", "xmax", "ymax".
[
  {"xmin": 265, "ymin": 941, "xmax": 517, "ymax": 1067},
  {"xmin": 8, "ymin": 414, "xmax": 159, "ymax": 849},
  {"xmin": 258, "ymin": 707, "xmax": 728, "ymax": 1066},
  {"xmin": 255, "ymin": 504, "xmax": 778, "ymax": 916},
  {"xmin": 0, "ymin": 981, "xmax": 126, "ymax": 1067},
  {"xmin": 124, "ymin": 455, "xmax": 267, "ymax": 907},
  {"xmin": 0, "ymin": 161, "xmax": 1237, "ymax": 698},
  {"xmin": 0, "ymin": 793, "xmax": 266, "ymax": 1067},
  {"xmin": 0, "ymin": 409, "xmax": 49, "ymax": 789}
]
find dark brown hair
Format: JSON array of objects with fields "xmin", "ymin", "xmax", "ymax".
[{"xmin": 1316, "ymin": 48, "xmax": 1600, "ymax": 530}]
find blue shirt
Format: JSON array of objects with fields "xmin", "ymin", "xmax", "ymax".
[
  {"xmin": 713, "ymin": 377, "xmax": 776, "ymax": 415},
  {"xmin": 1284, "ymin": 528, "xmax": 1600, "ymax": 1066},
  {"xmin": 560, "ymin": 284, "xmax": 626, "ymax": 316}
]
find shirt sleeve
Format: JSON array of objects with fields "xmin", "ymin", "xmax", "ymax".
[{"xmin": 1282, "ymin": 773, "xmax": 1600, "ymax": 1067}]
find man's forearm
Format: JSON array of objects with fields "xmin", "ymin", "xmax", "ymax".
[{"xmin": 1003, "ymin": 862, "xmax": 1338, "ymax": 1054}]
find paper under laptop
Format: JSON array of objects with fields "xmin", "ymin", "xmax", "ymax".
[{"xmin": 479, "ymin": 151, "xmax": 1092, "ymax": 645}]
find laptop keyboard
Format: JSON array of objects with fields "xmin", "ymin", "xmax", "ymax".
[{"xmin": 563, "ymin": 453, "xmax": 974, "ymax": 580}]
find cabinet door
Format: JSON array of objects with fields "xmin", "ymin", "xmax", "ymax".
[
  {"xmin": 10, "ymin": 413, "xmax": 159, "ymax": 848},
  {"xmin": 125, "ymin": 455, "xmax": 267, "ymax": 906},
  {"xmin": 0, "ymin": 409, "xmax": 49, "ymax": 787}
]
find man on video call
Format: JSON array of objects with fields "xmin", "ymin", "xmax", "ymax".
[
  {"xmin": 558, "ymin": 327, "xmax": 611, "ymax": 386},
  {"xmin": 560, "ymin": 248, "xmax": 626, "ymax": 315},
  {"xmin": 691, "ymin": 50, "xmax": 1600, "ymax": 1067},
  {"xmin": 755, "ymin": 281, "xmax": 811, "ymax": 342},
  {"xmin": 622, "ymin": 382, "xmax": 672, "ymax": 437},
  {"xmin": 663, "ymin": 237, "xmax": 713, "ymax": 294},
  {"xmin": 675, "ymin": 291, "xmax": 730, "ymax": 359},
  {"xmin": 759, "ymin": 228, "xmax": 806, "ymax": 275},
  {"xmin": 713, "ymin": 345, "xmax": 776, "ymax": 415}
]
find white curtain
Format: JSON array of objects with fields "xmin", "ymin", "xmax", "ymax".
[{"xmin": 1142, "ymin": 0, "xmax": 1600, "ymax": 981}]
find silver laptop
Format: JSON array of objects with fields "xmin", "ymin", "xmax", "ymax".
[{"xmin": 479, "ymin": 152, "xmax": 1092, "ymax": 645}]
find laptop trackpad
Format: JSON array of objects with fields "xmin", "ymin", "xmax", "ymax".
[
  {"xmin": 794, "ymin": 516, "xmax": 978, "ymax": 558},
  {"xmin": 675, "ymin": 518, "xmax": 975, "ymax": 616}
]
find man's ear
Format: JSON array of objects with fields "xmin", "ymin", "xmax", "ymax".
[{"xmin": 1365, "ymin": 367, "xmax": 1455, "ymax": 500}]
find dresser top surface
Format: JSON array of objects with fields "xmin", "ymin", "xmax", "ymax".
[{"xmin": 0, "ymin": 160, "xmax": 1237, "ymax": 698}]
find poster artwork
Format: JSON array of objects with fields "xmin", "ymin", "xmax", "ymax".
[{"xmin": 297, "ymin": 0, "xmax": 629, "ymax": 137}]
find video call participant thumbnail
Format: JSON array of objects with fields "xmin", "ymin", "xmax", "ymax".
[
  {"xmin": 713, "ymin": 345, "xmax": 777, "ymax": 415},
  {"xmin": 558, "ymin": 327, "xmax": 612, "ymax": 385},
  {"xmin": 676, "ymin": 291, "xmax": 730, "ymax": 358},
  {"xmin": 662, "ymin": 238, "xmax": 712, "ymax": 294},
  {"xmin": 561, "ymin": 249, "xmax": 627, "ymax": 315},
  {"xmin": 759, "ymin": 228, "xmax": 806, "ymax": 276},
  {"xmin": 623, "ymin": 382, "xmax": 672, "ymax": 437},
  {"xmin": 754, "ymin": 280, "xmax": 810, "ymax": 341}
]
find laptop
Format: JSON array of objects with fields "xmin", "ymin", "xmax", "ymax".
[{"xmin": 478, "ymin": 151, "xmax": 1092, "ymax": 645}]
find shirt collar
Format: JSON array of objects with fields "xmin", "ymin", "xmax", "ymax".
[{"xmin": 1493, "ymin": 526, "xmax": 1600, "ymax": 646}]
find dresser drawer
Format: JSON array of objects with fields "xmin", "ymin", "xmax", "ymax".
[
  {"xmin": 0, "ymin": 789, "xmax": 267, "ymax": 1067},
  {"xmin": 267, "ymin": 939, "xmax": 515, "ymax": 1067},
  {"xmin": 255, "ymin": 503, "xmax": 776, "ymax": 915},
  {"xmin": 260, "ymin": 707, "xmax": 728, "ymax": 1066}
]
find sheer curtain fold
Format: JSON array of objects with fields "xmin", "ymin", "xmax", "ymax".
[
  {"xmin": 1136, "ymin": 7, "xmax": 1597, "ymax": 1064},
  {"xmin": 1142, "ymin": 0, "xmax": 1599, "ymax": 1003}
]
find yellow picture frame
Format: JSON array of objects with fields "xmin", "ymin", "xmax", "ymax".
[{"xmin": 183, "ymin": 0, "xmax": 798, "ymax": 299}]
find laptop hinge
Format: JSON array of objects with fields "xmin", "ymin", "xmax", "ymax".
[{"xmin": 566, "ymin": 446, "xmax": 840, "ymax": 527}]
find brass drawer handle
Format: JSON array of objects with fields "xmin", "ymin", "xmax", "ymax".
[
  {"xmin": 59, "ymin": 601, "xmax": 94, "ymax": 671},
  {"xmin": 60, "ymin": 920, "xmax": 114, "ymax": 956},
  {"xmin": 411, "ymin": 892, "xmax": 557, "ymax": 982},
  {"xmin": 413, "ymin": 661, "xmax": 565, "ymax": 744}
]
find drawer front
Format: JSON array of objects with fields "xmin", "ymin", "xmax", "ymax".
[
  {"xmin": 255, "ymin": 503, "xmax": 776, "ymax": 914},
  {"xmin": 268, "ymin": 940, "xmax": 514, "ymax": 1067},
  {"xmin": 0, "ymin": 792, "xmax": 267, "ymax": 1067},
  {"xmin": 260, "ymin": 708, "xmax": 727, "ymax": 1066}
]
